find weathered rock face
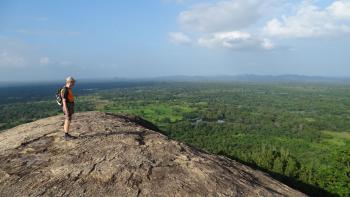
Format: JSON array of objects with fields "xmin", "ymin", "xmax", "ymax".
[{"xmin": 0, "ymin": 112, "xmax": 306, "ymax": 197}]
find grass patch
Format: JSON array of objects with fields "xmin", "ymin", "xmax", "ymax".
[
  {"xmin": 103, "ymin": 101, "xmax": 195, "ymax": 124},
  {"xmin": 320, "ymin": 130, "xmax": 350, "ymax": 146},
  {"xmin": 321, "ymin": 130, "xmax": 350, "ymax": 140}
]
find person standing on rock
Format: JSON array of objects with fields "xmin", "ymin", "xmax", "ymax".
[{"xmin": 61, "ymin": 76, "xmax": 77, "ymax": 140}]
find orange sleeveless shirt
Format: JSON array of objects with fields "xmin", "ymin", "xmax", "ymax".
[{"xmin": 61, "ymin": 87, "xmax": 74, "ymax": 103}]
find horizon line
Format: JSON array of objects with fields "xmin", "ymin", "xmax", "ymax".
[{"xmin": 1, "ymin": 74, "xmax": 350, "ymax": 85}]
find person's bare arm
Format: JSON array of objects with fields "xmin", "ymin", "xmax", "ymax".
[{"xmin": 61, "ymin": 90, "xmax": 68, "ymax": 113}]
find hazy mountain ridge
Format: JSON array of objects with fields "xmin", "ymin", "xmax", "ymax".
[
  {"xmin": 147, "ymin": 74, "xmax": 350, "ymax": 83},
  {"xmin": 1, "ymin": 74, "xmax": 350, "ymax": 86}
]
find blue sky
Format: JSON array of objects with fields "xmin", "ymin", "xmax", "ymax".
[{"xmin": 1, "ymin": 0, "xmax": 350, "ymax": 81}]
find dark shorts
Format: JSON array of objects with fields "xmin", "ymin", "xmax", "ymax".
[{"xmin": 63, "ymin": 102, "xmax": 74, "ymax": 121}]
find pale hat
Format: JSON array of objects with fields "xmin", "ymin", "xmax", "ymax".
[{"xmin": 66, "ymin": 76, "xmax": 76, "ymax": 82}]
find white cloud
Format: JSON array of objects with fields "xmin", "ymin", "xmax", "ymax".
[
  {"xmin": 171, "ymin": 0, "xmax": 278, "ymax": 51},
  {"xmin": 264, "ymin": 0, "xmax": 350, "ymax": 38},
  {"xmin": 178, "ymin": 0, "xmax": 269, "ymax": 32},
  {"xmin": 168, "ymin": 32, "xmax": 192, "ymax": 44},
  {"xmin": 261, "ymin": 38, "xmax": 275, "ymax": 50},
  {"xmin": 328, "ymin": 0, "xmax": 350, "ymax": 19},
  {"xmin": 171, "ymin": 0, "xmax": 350, "ymax": 51},
  {"xmin": 39, "ymin": 57, "xmax": 50, "ymax": 65},
  {"xmin": 198, "ymin": 31, "xmax": 274, "ymax": 50},
  {"xmin": 0, "ymin": 51, "xmax": 26, "ymax": 68}
]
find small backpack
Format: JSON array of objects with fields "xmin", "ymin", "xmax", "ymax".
[{"xmin": 56, "ymin": 87, "xmax": 67, "ymax": 106}]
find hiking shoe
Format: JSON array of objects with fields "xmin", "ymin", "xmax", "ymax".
[{"xmin": 64, "ymin": 133, "xmax": 77, "ymax": 141}]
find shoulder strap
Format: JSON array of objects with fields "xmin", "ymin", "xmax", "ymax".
[{"xmin": 61, "ymin": 86, "xmax": 69, "ymax": 99}]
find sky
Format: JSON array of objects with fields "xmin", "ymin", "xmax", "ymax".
[{"xmin": 0, "ymin": 0, "xmax": 350, "ymax": 81}]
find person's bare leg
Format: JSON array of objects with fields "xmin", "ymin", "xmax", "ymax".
[{"xmin": 64, "ymin": 119, "xmax": 70, "ymax": 133}]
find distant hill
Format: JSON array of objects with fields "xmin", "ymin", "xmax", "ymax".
[
  {"xmin": 1, "ymin": 75, "xmax": 349, "ymax": 87},
  {"xmin": 146, "ymin": 74, "xmax": 350, "ymax": 83}
]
